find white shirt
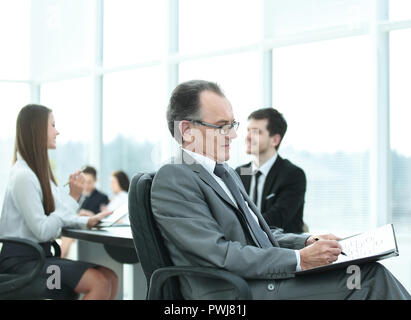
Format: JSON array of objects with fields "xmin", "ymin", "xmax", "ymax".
[
  {"xmin": 183, "ymin": 149, "xmax": 301, "ymax": 270},
  {"xmin": 0, "ymin": 155, "xmax": 89, "ymax": 243},
  {"xmin": 107, "ymin": 190, "xmax": 129, "ymax": 224},
  {"xmin": 107, "ymin": 191, "xmax": 128, "ymax": 212},
  {"xmin": 249, "ymin": 153, "xmax": 278, "ymax": 209}
]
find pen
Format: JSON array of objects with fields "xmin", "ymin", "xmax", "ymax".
[{"xmin": 314, "ymin": 237, "xmax": 347, "ymax": 256}]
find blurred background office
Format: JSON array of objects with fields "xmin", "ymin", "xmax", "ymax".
[{"xmin": 0, "ymin": 0, "xmax": 410, "ymax": 292}]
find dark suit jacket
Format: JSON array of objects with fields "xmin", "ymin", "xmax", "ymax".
[
  {"xmin": 235, "ymin": 156, "xmax": 306, "ymax": 233},
  {"xmin": 79, "ymin": 189, "xmax": 109, "ymax": 214}
]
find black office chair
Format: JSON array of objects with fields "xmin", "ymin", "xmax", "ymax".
[
  {"xmin": 0, "ymin": 237, "xmax": 79, "ymax": 300},
  {"xmin": 128, "ymin": 172, "xmax": 252, "ymax": 300}
]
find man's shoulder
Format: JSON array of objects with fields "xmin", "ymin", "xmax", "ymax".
[
  {"xmin": 235, "ymin": 162, "xmax": 252, "ymax": 173},
  {"xmin": 278, "ymin": 157, "xmax": 306, "ymax": 178},
  {"xmin": 93, "ymin": 189, "xmax": 109, "ymax": 201},
  {"xmin": 154, "ymin": 161, "xmax": 197, "ymax": 182}
]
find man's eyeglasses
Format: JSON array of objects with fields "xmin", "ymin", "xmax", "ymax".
[{"xmin": 187, "ymin": 119, "xmax": 240, "ymax": 135}]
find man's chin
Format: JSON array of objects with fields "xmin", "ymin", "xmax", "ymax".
[{"xmin": 216, "ymin": 150, "xmax": 230, "ymax": 162}]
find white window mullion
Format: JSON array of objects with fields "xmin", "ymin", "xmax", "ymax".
[
  {"xmin": 369, "ymin": 0, "xmax": 390, "ymax": 228},
  {"xmin": 91, "ymin": 0, "xmax": 104, "ymax": 178}
]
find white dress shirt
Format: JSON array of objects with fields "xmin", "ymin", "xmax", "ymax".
[
  {"xmin": 182, "ymin": 149, "xmax": 301, "ymax": 270},
  {"xmin": 0, "ymin": 154, "xmax": 89, "ymax": 243},
  {"xmin": 249, "ymin": 153, "xmax": 278, "ymax": 210},
  {"xmin": 107, "ymin": 191, "xmax": 128, "ymax": 212},
  {"xmin": 107, "ymin": 190, "xmax": 129, "ymax": 224}
]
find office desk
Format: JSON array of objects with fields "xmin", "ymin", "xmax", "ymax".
[
  {"xmin": 63, "ymin": 226, "xmax": 134, "ymax": 247},
  {"xmin": 62, "ymin": 226, "xmax": 147, "ymax": 300}
]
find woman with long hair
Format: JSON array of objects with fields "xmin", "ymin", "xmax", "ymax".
[{"xmin": 0, "ymin": 104, "xmax": 118, "ymax": 300}]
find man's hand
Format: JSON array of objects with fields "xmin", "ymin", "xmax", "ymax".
[
  {"xmin": 305, "ymin": 234, "xmax": 341, "ymax": 246},
  {"xmin": 299, "ymin": 239, "xmax": 342, "ymax": 270}
]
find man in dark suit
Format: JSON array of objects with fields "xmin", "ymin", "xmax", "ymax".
[
  {"xmin": 78, "ymin": 166, "xmax": 109, "ymax": 215},
  {"xmin": 236, "ymin": 108, "xmax": 306, "ymax": 233},
  {"xmin": 150, "ymin": 80, "xmax": 410, "ymax": 300}
]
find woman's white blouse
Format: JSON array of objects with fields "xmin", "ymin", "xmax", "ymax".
[
  {"xmin": 106, "ymin": 191, "xmax": 128, "ymax": 212},
  {"xmin": 0, "ymin": 157, "xmax": 89, "ymax": 243}
]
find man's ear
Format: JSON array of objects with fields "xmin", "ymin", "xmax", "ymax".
[
  {"xmin": 272, "ymin": 134, "xmax": 282, "ymax": 149},
  {"xmin": 179, "ymin": 120, "xmax": 193, "ymax": 143}
]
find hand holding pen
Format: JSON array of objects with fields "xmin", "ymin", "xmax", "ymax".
[
  {"xmin": 65, "ymin": 171, "xmax": 85, "ymax": 201},
  {"xmin": 313, "ymin": 236, "xmax": 347, "ymax": 256}
]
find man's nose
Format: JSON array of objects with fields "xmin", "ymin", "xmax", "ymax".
[{"xmin": 229, "ymin": 126, "xmax": 237, "ymax": 139}]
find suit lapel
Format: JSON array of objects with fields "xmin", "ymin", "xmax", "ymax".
[
  {"xmin": 261, "ymin": 156, "xmax": 283, "ymax": 208},
  {"xmin": 238, "ymin": 163, "xmax": 252, "ymax": 193},
  {"xmin": 196, "ymin": 167, "xmax": 238, "ymax": 209},
  {"xmin": 236, "ymin": 181, "xmax": 279, "ymax": 247},
  {"xmin": 177, "ymin": 150, "xmax": 237, "ymax": 209}
]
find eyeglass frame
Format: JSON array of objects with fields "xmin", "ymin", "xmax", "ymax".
[{"xmin": 185, "ymin": 119, "xmax": 240, "ymax": 135}]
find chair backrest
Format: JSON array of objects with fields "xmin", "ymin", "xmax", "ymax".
[{"xmin": 128, "ymin": 172, "xmax": 183, "ymax": 299}]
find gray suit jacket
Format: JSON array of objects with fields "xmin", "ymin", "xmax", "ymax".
[{"xmin": 151, "ymin": 150, "xmax": 309, "ymax": 299}]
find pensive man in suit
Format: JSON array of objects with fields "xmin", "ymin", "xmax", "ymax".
[
  {"xmin": 235, "ymin": 108, "xmax": 306, "ymax": 233},
  {"xmin": 150, "ymin": 79, "xmax": 410, "ymax": 300}
]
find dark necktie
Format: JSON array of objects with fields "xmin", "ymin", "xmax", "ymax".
[
  {"xmin": 214, "ymin": 164, "xmax": 272, "ymax": 248},
  {"xmin": 253, "ymin": 170, "xmax": 262, "ymax": 206}
]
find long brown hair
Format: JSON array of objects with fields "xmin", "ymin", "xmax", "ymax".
[
  {"xmin": 13, "ymin": 104, "xmax": 57, "ymax": 215},
  {"xmin": 112, "ymin": 170, "xmax": 130, "ymax": 192}
]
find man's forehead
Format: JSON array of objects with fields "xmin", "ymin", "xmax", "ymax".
[
  {"xmin": 199, "ymin": 90, "xmax": 234, "ymax": 121},
  {"xmin": 248, "ymin": 118, "xmax": 268, "ymax": 129}
]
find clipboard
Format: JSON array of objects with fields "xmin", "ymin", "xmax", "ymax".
[
  {"xmin": 97, "ymin": 203, "xmax": 129, "ymax": 228},
  {"xmin": 295, "ymin": 224, "xmax": 399, "ymax": 276}
]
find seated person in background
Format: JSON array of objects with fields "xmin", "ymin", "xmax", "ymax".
[
  {"xmin": 105, "ymin": 170, "xmax": 130, "ymax": 212},
  {"xmin": 150, "ymin": 79, "xmax": 410, "ymax": 300},
  {"xmin": 61, "ymin": 166, "xmax": 109, "ymax": 258},
  {"xmin": 235, "ymin": 108, "xmax": 307, "ymax": 233},
  {"xmin": 78, "ymin": 166, "xmax": 109, "ymax": 217},
  {"xmin": 101, "ymin": 170, "xmax": 130, "ymax": 224}
]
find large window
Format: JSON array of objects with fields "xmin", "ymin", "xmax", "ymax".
[
  {"xmin": 30, "ymin": 0, "xmax": 95, "ymax": 81},
  {"xmin": 390, "ymin": 29, "xmax": 411, "ymax": 234},
  {"xmin": 389, "ymin": 0, "xmax": 411, "ymax": 21},
  {"xmin": 264, "ymin": 0, "xmax": 369, "ymax": 38},
  {"xmin": 102, "ymin": 67, "xmax": 165, "ymax": 194},
  {"xmin": 273, "ymin": 36, "xmax": 372, "ymax": 235},
  {"xmin": 41, "ymin": 77, "xmax": 93, "ymax": 187},
  {"xmin": 104, "ymin": 0, "xmax": 165, "ymax": 67},
  {"xmin": 179, "ymin": 0, "xmax": 262, "ymax": 54},
  {"xmin": 0, "ymin": 83, "xmax": 31, "ymax": 208},
  {"xmin": 1, "ymin": 0, "xmax": 410, "ymax": 292},
  {"xmin": 0, "ymin": 2, "xmax": 30, "ymax": 80}
]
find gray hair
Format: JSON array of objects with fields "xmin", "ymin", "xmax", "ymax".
[{"xmin": 166, "ymin": 80, "xmax": 224, "ymax": 143}]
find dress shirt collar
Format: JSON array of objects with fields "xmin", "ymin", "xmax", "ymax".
[
  {"xmin": 182, "ymin": 148, "xmax": 221, "ymax": 176},
  {"xmin": 252, "ymin": 153, "xmax": 278, "ymax": 177}
]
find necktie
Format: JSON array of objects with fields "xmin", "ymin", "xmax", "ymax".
[
  {"xmin": 214, "ymin": 164, "xmax": 272, "ymax": 248},
  {"xmin": 253, "ymin": 170, "xmax": 262, "ymax": 206}
]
